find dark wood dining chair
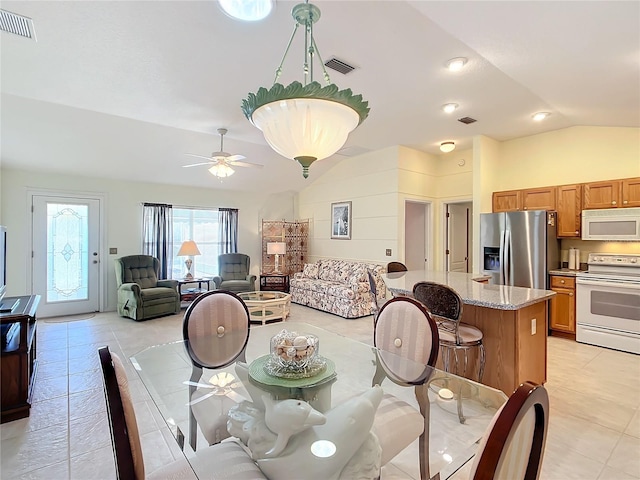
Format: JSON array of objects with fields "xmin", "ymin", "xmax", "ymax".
[
  {"xmin": 470, "ymin": 381, "xmax": 549, "ymax": 480},
  {"xmin": 372, "ymin": 296, "xmax": 440, "ymax": 480},
  {"xmin": 182, "ymin": 290, "xmax": 251, "ymax": 450},
  {"xmin": 99, "ymin": 345, "xmax": 266, "ymax": 480},
  {"xmin": 386, "ymin": 261, "xmax": 408, "ymax": 273},
  {"xmin": 413, "ymin": 281, "xmax": 485, "ymax": 423}
]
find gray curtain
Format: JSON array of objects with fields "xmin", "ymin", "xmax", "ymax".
[
  {"xmin": 142, "ymin": 203, "xmax": 173, "ymax": 278},
  {"xmin": 219, "ymin": 208, "xmax": 238, "ymax": 253}
]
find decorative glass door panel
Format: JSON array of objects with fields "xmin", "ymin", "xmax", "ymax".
[
  {"xmin": 46, "ymin": 203, "xmax": 89, "ymax": 302},
  {"xmin": 32, "ymin": 195, "xmax": 100, "ymax": 317}
]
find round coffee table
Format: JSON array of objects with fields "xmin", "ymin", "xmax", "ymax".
[{"xmin": 238, "ymin": 291, "xmax": 291, "ymax": 324}]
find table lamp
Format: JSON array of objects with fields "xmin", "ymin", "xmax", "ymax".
[
  {"xmin": 267, "ymin": 242, "xmax": 286, "ymax": 274},
  {"xmin": 177, "ymin": 240, "xmax": 201, "ymax": 280}
]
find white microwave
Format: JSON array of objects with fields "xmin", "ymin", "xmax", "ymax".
[{"xmin": 582, "ymin": 207, "xmax": 640, "ymax": 241}]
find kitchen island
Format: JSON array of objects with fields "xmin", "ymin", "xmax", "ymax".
[{"xmin": 382, "ymin": 270, "xmax": 555, "ymax": 395}]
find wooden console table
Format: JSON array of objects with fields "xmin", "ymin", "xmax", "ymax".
[
  {"xmin": 1, "ymin": 295, "xmax": 40, "ymax": 423},
  {"xmin": 260, "ymin": 273, "xmax": 290, "ymax": 293}
]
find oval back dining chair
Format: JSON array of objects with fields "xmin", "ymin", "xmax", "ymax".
[
  {"xmin": 99, "ymin": 346, "xmax": 266, "ymax": 480},
  {"xmin": 372, "ymin": 296, "xmax": 440, "ymax": 480},
  {"xmin": 470, "ymin": 381, "xmax": 549, "ymax": 480},
  {"xmin": 182, "ymin": 290, "xmax": 251, "ymax": 450}
]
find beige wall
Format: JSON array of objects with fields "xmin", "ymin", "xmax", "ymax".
[
  {"xmin": 0, "ymin": 168, "xmax": 294, "ymax": 311},
  {"xmin": 298, "ymin": 145, "xmax": 474, "ymax": 270},
  {"xmin": 298, "ymin": 146, "xmax": 400, "ymax": 263},
  {"xmin": 496, "ymin": 126, "xmax": 640, "ymax": 190}
]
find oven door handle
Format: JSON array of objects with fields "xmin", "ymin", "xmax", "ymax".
[{"xmin": 577, "ymin": 278, "xmax": 640, "ymax": 290}]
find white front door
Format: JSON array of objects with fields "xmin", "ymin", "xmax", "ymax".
[
  {"xmin": 447, "ymin": 203, "xmax": 471, "ymax": 273},
  {"xmin": 32, "ymin": 195, "xmax": 101, "ymax": 317}
]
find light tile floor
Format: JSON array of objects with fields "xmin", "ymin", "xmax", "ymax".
[{"xmin": 1, "ymin": 305, "xmax": 639, "ymax": 480}]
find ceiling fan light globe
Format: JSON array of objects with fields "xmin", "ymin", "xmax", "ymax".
[
  {"xmin": 208, "ymin": 163, "xmax": 235, "ymax": 178},
  {"xmin": 251, "ymin": 98, "xmax": 359, "ymax": 165}
]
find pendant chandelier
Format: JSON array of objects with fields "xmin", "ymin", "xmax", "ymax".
[{"xmin": 242, "ymin": 2, "xmax": 370, "ymax": 178}]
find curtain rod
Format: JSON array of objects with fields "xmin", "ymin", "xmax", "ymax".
[{"xmin": 141, "ymin": 202, "xmax": 237, "ymax": 211}]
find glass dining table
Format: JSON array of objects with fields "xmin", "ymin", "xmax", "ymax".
[{"xmin": 131, "ymin": 322, "xmax": 507, "ymax": 480}]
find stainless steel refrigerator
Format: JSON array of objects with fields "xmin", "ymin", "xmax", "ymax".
[{"xmin": 480, "ymin": 210, "xmax": 560, "ymax": 289}]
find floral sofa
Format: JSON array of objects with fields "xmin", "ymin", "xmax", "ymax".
[{"xmin": 290, "ymin": 259, "xmax": 386, "ymax": 319}]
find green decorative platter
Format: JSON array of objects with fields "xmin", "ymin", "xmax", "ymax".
[{"xmin": 249, "ymin": 354, "xmax": 336, "ymax": 388}]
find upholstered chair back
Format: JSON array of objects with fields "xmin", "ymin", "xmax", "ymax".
[
  {"xmin": 115, "ymin": 255, "xmax": 160, "ymax": 289},
  {"xmin": 183, "ymin": 290, "xmax": 250, "ymax": 369},
  {"xmin": 218, "ymin": 254, "xmax": 251, "ymax": 281}
]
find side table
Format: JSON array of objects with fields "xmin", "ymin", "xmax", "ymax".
[
  {"xmin": 177, "ymin": 278, "xmax": 211, "ymax": 303},
  {"xmin": 260, "ymin": 273, "xmax": 290, "ymax": 293}
]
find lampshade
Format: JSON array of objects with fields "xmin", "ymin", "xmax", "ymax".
[
  {"xmin": 267, "ymin": 242, "xmax": 286, "ymax": 255},
  {"xmin": 208, "ymin": 163, "xmax": 235, "ymax": 178},
  {"xmin": 242, "ymin": 2, "xmax": 369, "ymax": 179},
  {"xmin": 177, "ymin": 240, "xmax": 201, "ymax": 256}
]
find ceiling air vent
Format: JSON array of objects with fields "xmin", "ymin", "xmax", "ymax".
[
  {"xmin": 0, "ymin": 9, "xmax": 36, "ymax": 40},
  {"xmin": 458, "ymin": 117, "xmax": 477, "ymax": 125},
  {"xmin": 324, "ymin": 57, "xmax": 356, "ymax": 75}
]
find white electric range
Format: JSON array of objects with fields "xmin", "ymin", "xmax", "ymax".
[{"xmin": 576, "ymin": 253, "xmax": 640, "ymax": 354}]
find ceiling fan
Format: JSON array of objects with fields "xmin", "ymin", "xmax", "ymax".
[{"xmin": 183, "ymin": 128, "xmax": 263, "ymax": 177}]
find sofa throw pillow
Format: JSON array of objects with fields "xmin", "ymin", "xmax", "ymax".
[{"xmin": 302, "ymin": 263, "xmax": 319, "ymax": 279}]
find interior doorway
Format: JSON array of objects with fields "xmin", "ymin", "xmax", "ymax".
[
  {"xmin": 404, "ymin": 201, "xmax": 430, "ymax": 270},
  {"xmin": 446, "ymin": 202, "xmax": 473, "ymax": 273}
]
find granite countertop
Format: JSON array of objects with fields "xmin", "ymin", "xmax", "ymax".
[
  {"xmin": 549, "ymin": 268, "xmax": 588, "ymax": 277},
  {"xmin": 382, "ymin": 270, "xmax": 555, "ymax": 311}
]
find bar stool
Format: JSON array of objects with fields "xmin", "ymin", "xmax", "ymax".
[
  {"xmin": 412, "ymin": 281, "xmax": 485, "ymax": 423},
  {"xmin": 386, "ymin": 261, "xmax": 408, "ymax": 273}
]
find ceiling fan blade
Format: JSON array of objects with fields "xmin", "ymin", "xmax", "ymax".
[
  {"xmin": 226, "ymin": 154, "xmax": 246, "ymax": 162},
  {"xmin": 185, "ymin": 153, "xmax": 215, "ymax": 160},
  {"xmin": 182, "ymin": 162, "xmax": 214, "ymax": 168},
  {"xmin": 229, "ymin": 161, "xmax": 264, "ymax": 168}
]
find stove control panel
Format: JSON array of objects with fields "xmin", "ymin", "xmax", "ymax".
[{"xmin": 588, "ymin": 253, "xmax": 640, "ymax": 266}]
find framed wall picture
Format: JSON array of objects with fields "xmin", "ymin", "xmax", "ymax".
[{"xmin": 331, "ymin": 201, "xmax": 352, "ymax": 240}]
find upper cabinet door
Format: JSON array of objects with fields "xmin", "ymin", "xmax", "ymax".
[
  {"xmin": 556, "ymin": 184, "xmax": 582, "ymax": 237},
  {"xmin": 492, "ymin": 190, "xmax": 521, "ymax": 212},
  {"xmin": 583, "ymin": 180, "xmax": 621, "ymax": 209},
  {"xmin": 622, "ymin": 177, "xmax": 640, "ymax": 207},
  {"xmin": 522, "ymin": 187, "xmax": 557, "ymax": 211}
]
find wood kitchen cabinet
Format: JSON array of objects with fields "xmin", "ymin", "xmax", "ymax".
[
  {"xmin": 549, "ymin": 275, "xmax": 576, "ymax": 338},
  {"xmin": 493, "ymin": 187, "xmax": 556, "ymax": 212},
  {"xmin": 492, "ymin": 190, "xmax": 521, "ymax": 212},
  {"xmin": 583, "ymin": 180, "xmax": 621, "ymax": 209},
  {"xmin": 522, "ymin": 186, "xmax": 556, "ymax": 211},
  {"xmin": 556, "ymin": 184, "xmax": 582, "ymax": 237},
  {"xmin": 621, "ymin": 177, "xmax": 640, "ymax": 207}
]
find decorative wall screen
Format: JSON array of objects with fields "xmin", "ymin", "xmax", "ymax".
[{"xmin": 261, "ymin": 220, "xmax": 309, "ymax": 274}]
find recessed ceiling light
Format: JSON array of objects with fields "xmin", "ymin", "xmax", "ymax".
[
  {"xmin": 440, "ymin": 142, "xmax": 456, "ymax": 153},
  {"xmin": 442, "ymin": 103, "xmax": 459, "ymax": 114},
  {"xmin": 446, "ymin": 57, "xmax": 467, "ymax": 72},
  {"xmin": 219, "ymin": 0, "xmax": 273, "ymax": 21},
  {"xmin": 532, "ymin": 112, "xmax": 550, "ymax": 121}
]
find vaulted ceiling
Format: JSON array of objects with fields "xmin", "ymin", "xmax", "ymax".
[{"xmin": 1, "ymin": 1, "xmax": 638, "ymax": 193}]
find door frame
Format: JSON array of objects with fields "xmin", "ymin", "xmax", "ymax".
[
  {"xmin": 443, "ymin": 198, "xmax": 473, "ymax": 273},
  {"xmin": 403, "ymin": 199, "xmax": 432, "ymax": 271},
  {"xmin": 27, "ymin": 188, "xmax": 107, "ymax": 314}
]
